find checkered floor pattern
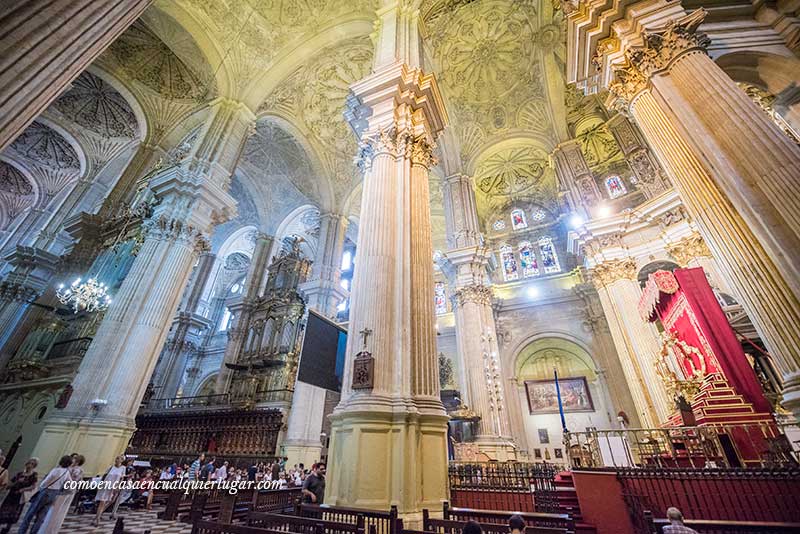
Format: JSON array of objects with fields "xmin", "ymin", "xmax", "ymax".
[{"xmin": 10, "ymin": 507, "xmax": 193, "ymax": 534}]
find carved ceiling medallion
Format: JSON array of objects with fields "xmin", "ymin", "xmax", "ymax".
[
  {"xmin": 53, "ymin": 71, "xmax": 139, "ymax": 138},
  {"xmin": 10, "ymin": 122, "xmax": 81, "ymax": 172}
]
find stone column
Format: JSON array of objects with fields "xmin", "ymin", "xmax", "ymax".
[
  {"xmin": 153, "ymin": 251, "xmax": 217, "ymax": 400},
  {"xmin": 0, "ymin": 0, "xmax": 152, "ymax": 150},
  {"xmin": 282, "ymin": 381, "xmax": 327, "ymax": 468},
  {"xmin": 665, "ymin": 232, "xmax": 732, "ymax": 295},
  {"xmin": 215, "ymin": 232, "xmax": 274, "ymax": 394},
  {"xmin": 605, "ymin": 114, "xmax": 670, "ymax": 199},
  {"xmin": 591, "ymin": 259, "xmax": 673, "ymax": 427},
  {"xmin": 299, "ymin": 213, "xmax": 349, "ymax": 317},
  {"xmin": 29, "ymin": 100, "xmax": 251, "ymax": 473},
  {"xmin": 326, "ymin": 4, "xmax": 449, "ymax": 509},
  {"xmin": 442, "ymin": 172, "xmax": 515, "ymax": 459},
  {"xmin": 0, "ymin": 246, "xmax": 60, "ymax": 368},
  {"xmin": 552, "ymin": 140, "xmax": 602, "ymax": 215},
  {"xmin": 608, "ymin": 10, "xmax": 800, "ymax": 417}
]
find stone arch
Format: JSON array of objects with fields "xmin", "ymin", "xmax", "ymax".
[
  {"xmin": 715, "ymin": 50, "xmax": 800, "ymax": 134},
  {"xmin": 194, "ymin": 373, "xmax": 219, "ymax": 398},
  {"xmin": 271, "ymin": 204, "xmax": 320, "ymax": 261},
  {"xmin": 636, "ymin": 260, "xmax": 680, "ymax": 287},
  {"xmin": 0, "ymin": 157, "xmax": 41, "ymax": 228}
]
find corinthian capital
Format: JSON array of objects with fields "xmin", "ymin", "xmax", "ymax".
[
  {"xmin": 627, "ymin": 9, "xmax": 710, "ymax": 77},
  {"xmin": 608, "ymin": 63, "xmax": 649, "ymax": 105},
  {"xmin": 145, "ymin": 215, "xmax": 210, "ymax": 254},
  {"xmin": 590, "ymin": 258, "xmax": 638, "ymax": 288},
  {"xmin": 454, "ymin": 284, "xmax": 494, "ymax": 306},
  {"xmin": 666, "ymin": 232, "xmax": 712, "ymax": 266},
  {"xmin": 407, "ymin": 134, "xmax": 438, "ymax": 169}
]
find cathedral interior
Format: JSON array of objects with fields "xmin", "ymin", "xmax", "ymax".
[{"xmin": 1, "ymin": 0, "xmax": 800, "ymax": 532}]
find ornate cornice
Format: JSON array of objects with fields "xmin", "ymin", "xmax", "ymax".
[
  {"xmin": 0, "ymin": 281, "xmax": 38, "ymax": 303},
  {"xmin": 453, "ymin": 284, "xmax": 493, "ymax": 306},
  {"xmin": 355, "ymin": 127, "xmax": 438, "ymax": 172},
  {"xmin": 144, "ymin": 215, "xmax": 210, "ymax": 254},
  {"xmin": 590, "ymin": 258, "xmax": 638, "ymax": 288},
  {"xmin": 666, "ymin": 232, "xmax": 712, "ymax": 266}
]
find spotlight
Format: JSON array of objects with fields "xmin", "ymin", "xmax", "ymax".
[
  {"xmin": 569, "ymin": 214, "xmax": 584, "ymax": 228},
  {"xmin": 527, "ymin": 286, "xmax": 539, "ymax": 298},
  {"xmin": 596, "ymin": 204, "xmax": 612, "ymax": 218}
]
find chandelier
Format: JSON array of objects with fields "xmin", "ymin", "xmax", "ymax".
[{"xmin": 56, "ymin": 277, "xmax": 112, "ymax": 313}]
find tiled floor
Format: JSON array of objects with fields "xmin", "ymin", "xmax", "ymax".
[{"xmin": 11, "ymin": 507, "xmax": 193, "ymax": 534}]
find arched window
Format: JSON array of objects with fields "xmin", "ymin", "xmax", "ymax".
[
  {"xmin": 434, "ymin": 282, "xmax": 447, "ymax": 314},
  {"xmin": 500, "ymin": 244, "xmax": 519, "ymax": 281},
  {"xmin": 219, "ymin": 308, "xmax": 233, "ymax": 332},
  {"xmin": 519, "ymin": 241, "xmax": 539, "ymax": 277},
  {"xmin": 605, "ymin": 175, "xmax": 627, "ymax": 198},
  {"xmin": 538, "ymin": 237, "xmax": 561, "ymax": 274},
  {"xmin": 511, "ymin": 209, "xmax": 527, "ymax": 230}
]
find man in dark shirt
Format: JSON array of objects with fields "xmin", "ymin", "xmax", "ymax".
[
  {"xmin": 247, "ymin": 463, "xmax": 258, "ymax": 482},
  {"xmin": 301, "ymin": 463, "xmax": 326, "ymax": 504}
]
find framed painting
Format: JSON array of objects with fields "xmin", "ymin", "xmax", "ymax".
[{"xmin": 525, "ymin": 376, "xmax": 594, "ymax": 414}]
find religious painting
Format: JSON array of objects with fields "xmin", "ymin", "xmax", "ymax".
[
  {"xmin": 538, "ymin": 428, "xmax": 549, "ymax": 444},
  {"xmin": 534, "ymin": 448, "xmax": 542, "ymax": 459},
  {"xmin": 554, "ymin": 448, "xmax": 563, "ymax": 459},
  {"xmin": 510, "ymin": 208, "xmax": 527, "ymax": 230},
  {"xmin": 525, "ymin": 377, "xmax": 594, "ymax": 414}
]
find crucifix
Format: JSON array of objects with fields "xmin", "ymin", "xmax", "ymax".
[{"xmin": 359, "ymin": 327, "xmax": 373, "ymax": 350}]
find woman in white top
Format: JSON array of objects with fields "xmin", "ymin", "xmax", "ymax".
[
  {"xmin": 40, "ymin": 454, "xmax": 84, "ymax": 534},
  {"xmin": 92, "ymin": 456, "xmax": 125, "ymax": 527},
  {"xmin": 16, "ymin": 456, "xmax": 72, "ymax": 534}
]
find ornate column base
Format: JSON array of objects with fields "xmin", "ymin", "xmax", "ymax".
[
  {"xmin": 29, "ymin": 415, "xmax": 135, "ymax": 474},
  {"xmin": 326, "ymin": 407, "xmax": 449, "ymax": 516}
]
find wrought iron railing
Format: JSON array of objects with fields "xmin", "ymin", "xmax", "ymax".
[
  {"xmin": 145, "ymin": 393, "xmax": 230, "ymax": 411},
  {"xmin": 564, "ymin": 422, "xmax": 799, "ymax": 469}
]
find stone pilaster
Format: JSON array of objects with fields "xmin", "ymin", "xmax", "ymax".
[
  {"xmin": 591, "ymin": 258, "xmax": 673, "ymax": 427},
  {"xmin": 606, "ymin": 9, "xmax": 800, "ymax": 418},
  {"xmin": 327, "ymin": 16, "xmax": 449, "ymax": 509},
  {"xmin": 0, "ymin": 0, "xmax": 152, "ymax": 150},
  {"xmin": 605, "ymin": 114, "xmax": 670, "ymax": 199},
  {"xmin": 282, "ymin": 381, "xmax": 327, "ymax": 468},
  {"xmin": 441, "ymin": 174, "xmax": 481, "ymax": 249},
  {"xmin": 299, "ymin": 213, "xmax": 349, "ymax": 318},
  {"xmin": 552, "ymin": 140, "xmax": 602, "ymax": 214},
  {"xmin": 216, "ymin": 232, "xmax": 274, "ymax": 394}
]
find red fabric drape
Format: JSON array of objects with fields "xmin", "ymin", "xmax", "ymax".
[{"xmin": 654, "ymin": 268, "xmax": 771, "ymax": 413}]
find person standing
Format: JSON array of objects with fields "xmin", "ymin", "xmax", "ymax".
[
  {"xmin": 110, "ymin": 459, "xmax": 134, "ymax": 519},
  {"xmin": 93, "ymin": 456, "xmax": 125, "ymax": 527},
  {"xmin": 216, "ymin": 461, "xmax": 228, "ymax": 482},
  {"xmin": 188, "ymin": 454, "xmax": 204, "ymax": 481},
  {"xmin": 0, "ymin": 459, "xmax": 37, "ymax": 534},
  {"xmin": 663, "ymin": 507, "xmax": 699, "ymax": 534},
  {"xmin": 270, "ymin": 461, "xmax": 280, "ymax": 483},
  {"xmin": 301, "ymin": 463, "xmax": 326, "ymax": 504},
  {"xmin": 39, "ymin": 454, "xmax": 84, "ymax": 534},
  {"xmin": 17, "ymin": 455, "xmax": 71, "ymax": 534}
]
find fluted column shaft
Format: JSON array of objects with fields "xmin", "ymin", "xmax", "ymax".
[
  {"xmin": 552, "ymin": 140, "xmax": 602, "ymax": 214},
  {"xmin": 300, "ymin": 213, "xmax": 348, "ymax": 317},
  {"xmin": 592, "ymin": 260, "xmax": 673, "ymax": 426},
  {"xmin": 0, "ymin": 0, "xmax": 152, "ymax": 150},
  {"xmin": 441, "ymin": 173, "xmax": 481, "ymax": 249}
]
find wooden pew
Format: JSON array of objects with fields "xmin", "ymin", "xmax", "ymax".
[
  {"xmin": 441, "ymin": 502, "xmax": 574, "ymax": 533},
  {"xmin": 159, "ymin": 490, "xmax": 193, "ymax": 520},
  {"xmin": 643, "ymin": 510, "xmax": 800, "ymax": 533},
  {"xmin": 184, "ymin": 489, "xmax": 225, "ymax": 523},
  {"xmin": 252, "ymin": 488, "xmax": 303, "ymax": 514},
  {"xmin": 295, "ymin": 503, "xmax": 400, "ymax": 534},
  {"xmin": 191, "ymin": 520, "xmax": 301, "ymax": 534},
  {"xmin": 248, "ymin": 512, "xmax": 369, "ymax": 534},
  {"xmin": 421, "ymin": 510, "xmax": 567, "ymax": 534},
  {"xmin": 218, "ymin": 489, "xmax": 255, "ymax": 524}
]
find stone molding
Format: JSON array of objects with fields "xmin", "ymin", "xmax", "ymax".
[
  {"xmin": 590, "ymin": 258, "xmax": 638, "ymax": 288},
  {"xmin": 666, "ymin": 232, "xmax": 712, "ymax": 266},
  {"xmin": 0, "ymin": 281, "xmax": 38, "ymax": 303},
  {"xmin": 144, "ymin": 215, "xmax": 210, "ymax": 254},
  {"xmin": 453, "ymin": 284, "xmax": 494, "ymax": 306},
  {"xmin": 355, "ymin": 127, "xmax": 438, "ymax": 172}
]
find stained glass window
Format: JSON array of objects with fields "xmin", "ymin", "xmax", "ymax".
[
  {"xmin": 519, "ymin": 241, "xmax": 539, "ymax": 277},
  {"xmin": 493, "ymin": 219, "xmax": 506, "ymax": 231},
  {"xmin": 434, "ymin": 282, "xmax": 447, "ymax": 314},
  {"xmin": 531, "ymin": 208, "xmax": 546, "ymax": 222},
  {"xmin": 510, "ymin": 209, "xmax": 527, "ymax": 230},
  {"xmin": 538, "ymin": 237, "xmax": 561, "ymax": 274},
  {"xmin": 500, "ymin": 244, "xmax": 519, "ymax": 281},
  {"xmin": 605, "ymin": 175, "xmax": 628, "ymax": 198}
]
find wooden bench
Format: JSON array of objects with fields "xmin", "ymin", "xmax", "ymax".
[
  {"xmin": 218, "ymin": 489, "xmax": 256, "ymax": 524},
  {"xmin": 441, "ymin": 502, "xmax": 574, "ymax": 533},
  {"xmin": 643, "ymin": 510, "xmax": 800, "ymax": 533},
  {"xmin": 295, "ymin": 503, "xmax": 400, "ymax": 534},
  {"xmin": 252, "ymin": 488, "xmax": 302, "ymax": 514},
  {"xmin": 421, "ymin": 511, "xmax": 567, "ymax": 534},
  {"xmin": 183, "ymin": 489, "xmax": 225, "ymax": 523},
  {"xmin": 248, "ymin": 512, "xmax": 372, "ymax": 534},
  {"xmin": 159, "ymin": 490, "xmax": 193, "ymax": 521},
  {"xmin": 191, "ymin": 520, "xmax": 303, "ymax": 534}
]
